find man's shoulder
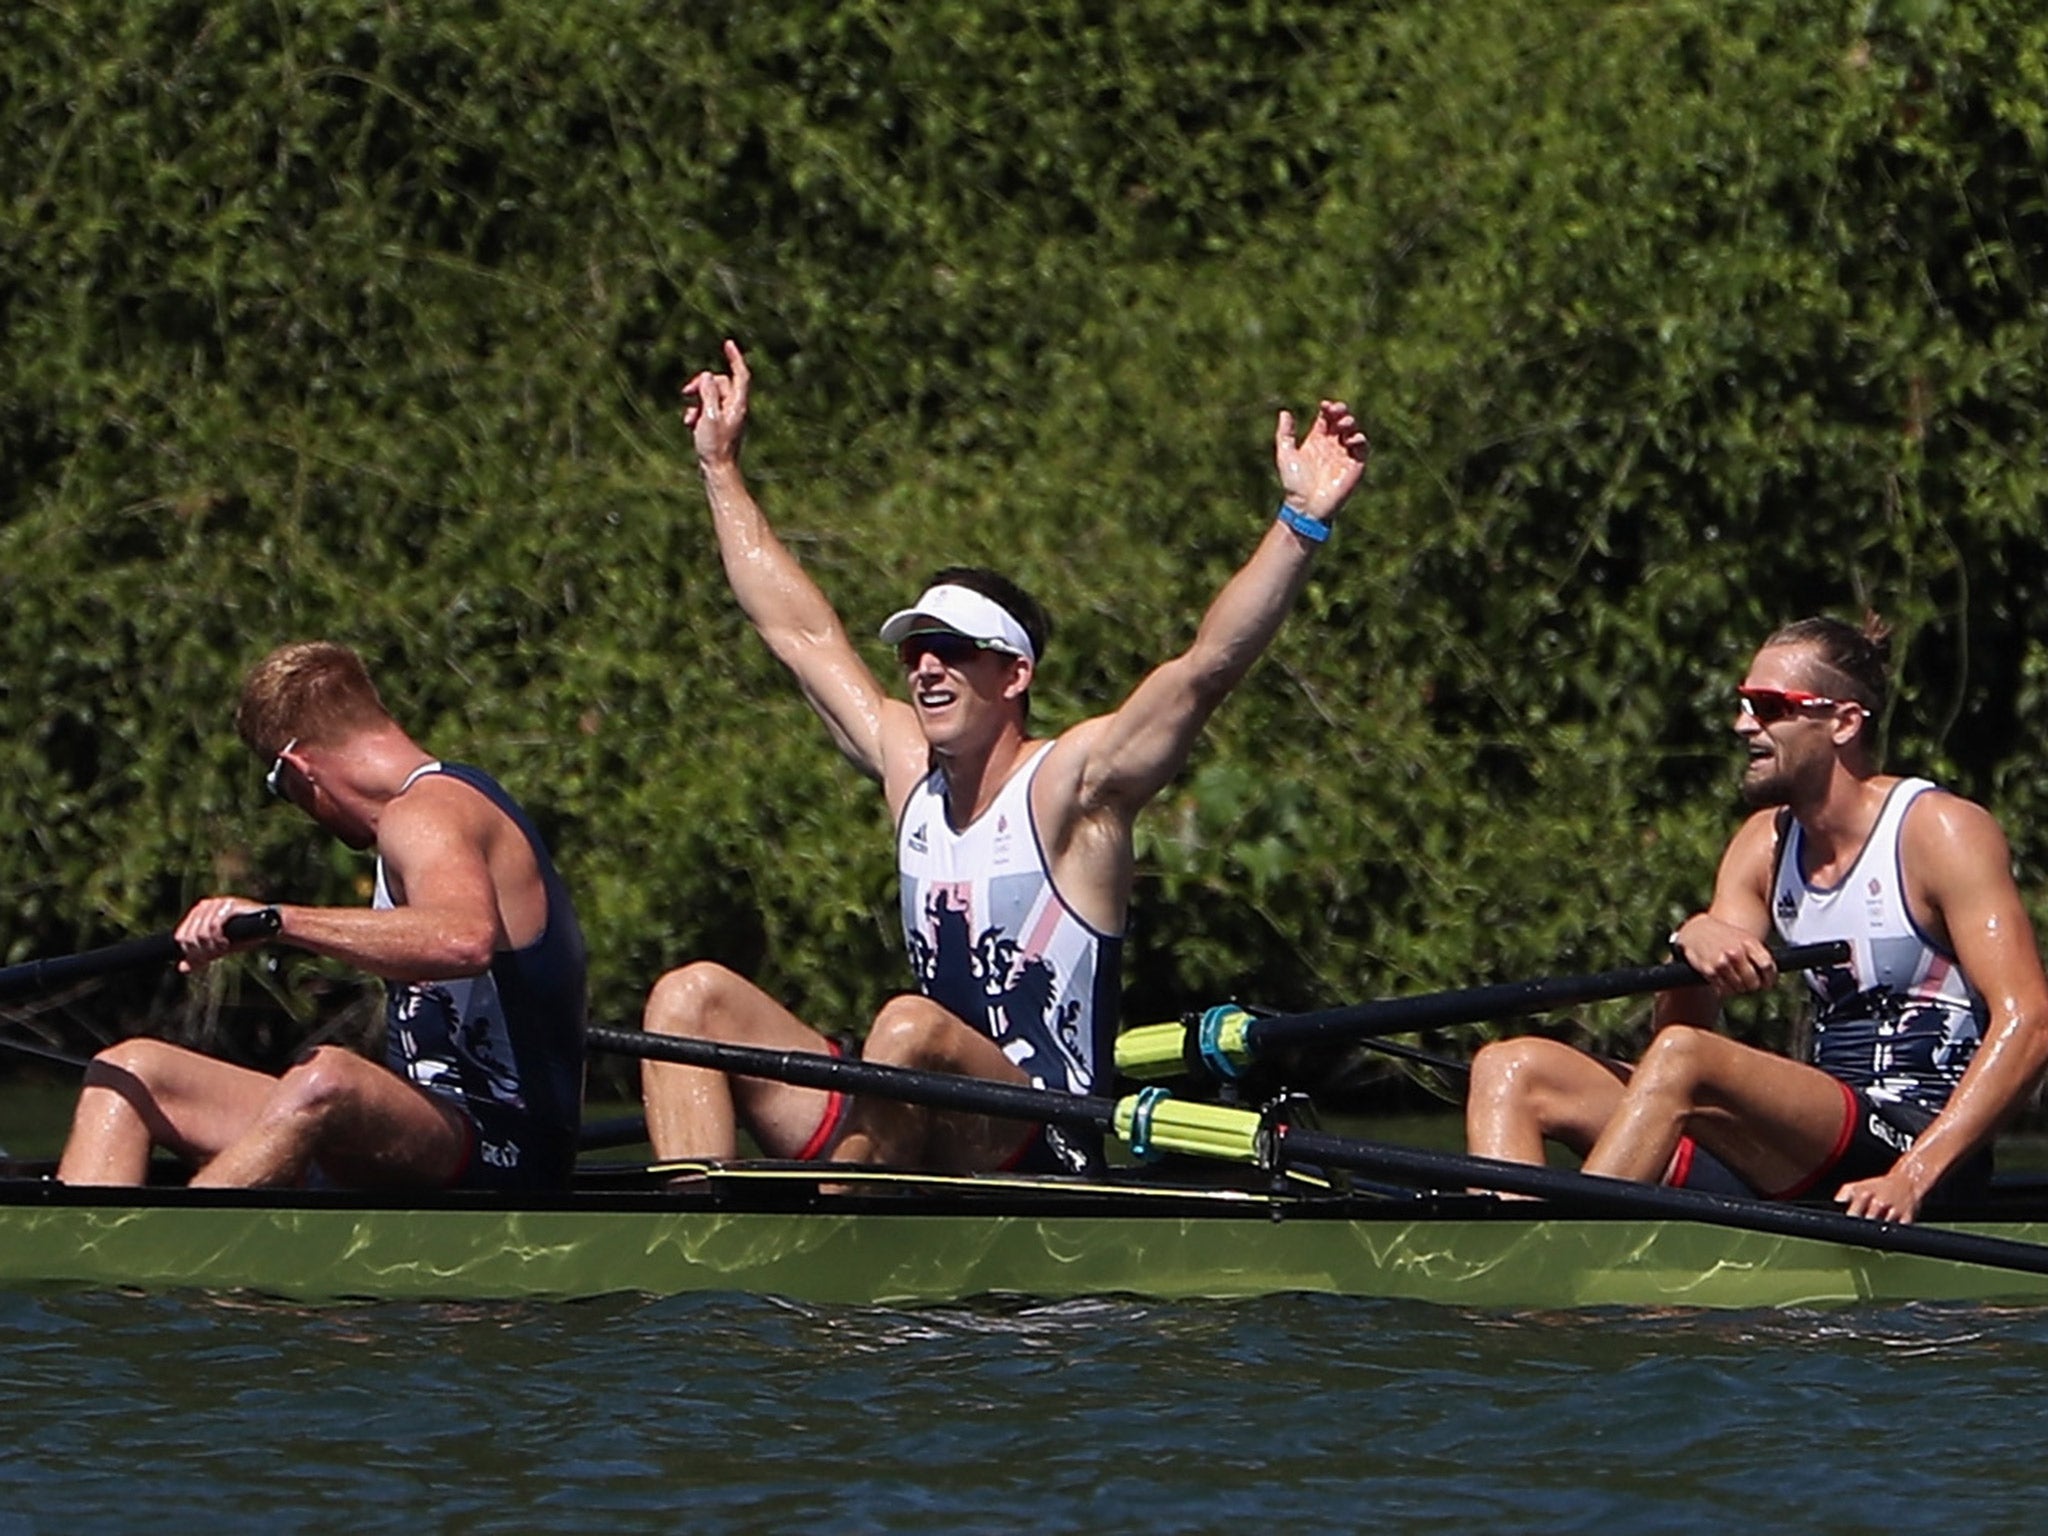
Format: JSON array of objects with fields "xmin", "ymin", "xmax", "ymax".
[
  {"xmin": 1899, "ymin": 781, "xmax": 2006, "ymax": 847},
  {"xmin": 402, "ymin": 763, "xmax": 503, "ymax": 808},
  {"xmin": 1891, "ymin": 784, "xmax": 2023, "ymax": 911},
  {"xmin": 383, "ymin": 766, "xmax": 519, "ymax": 849},
  {"xmin": 1027, "ymin": 719, "xmax": 1135, "ymax": 833},
  {"xmin": 1031, "ymin": 719, "xmax": 1109, "ymax": 797},
  {"xmin": 1725, "ymin": 805, "xmax": 1790, "ymax": 855}
]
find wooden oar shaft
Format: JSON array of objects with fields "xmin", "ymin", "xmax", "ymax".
[
  {"xmin": 587, "ymin": 1026, "xmax": 1115, "ymax": 1134},
  {"xmin": 1247, "ymin": 939, "xmax": 1851, "ymax": 1052},
  {"xmin": 1275, "ymin": 1124, "xmax": 2048, "ymax": 1278},
  {"xmin": 0, "ymin": 908, "xmax": 282, "ymax": 1004}
]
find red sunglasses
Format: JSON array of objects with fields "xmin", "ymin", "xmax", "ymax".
[{"xmin": 1736, "ymin": 687, "xmax": 1848, "ymax": 725}]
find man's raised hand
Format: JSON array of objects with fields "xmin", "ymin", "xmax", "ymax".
[
  {"xmin": 682, "ymin": 338, "xmax": 752, "ymax": 466},
  {"xmin": 1275, "ymin": 400, "xmax": 1371, "ymax": 526}
]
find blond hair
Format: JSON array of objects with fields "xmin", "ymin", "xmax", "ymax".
[{"xmin": 235, "ymin": 642, "xmax": 393, "ymax": 757}]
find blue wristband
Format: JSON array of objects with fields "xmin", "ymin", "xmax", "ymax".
[{"xmin": 1276, "ymin": 502, "xmax": 1330, "ymax": 544}]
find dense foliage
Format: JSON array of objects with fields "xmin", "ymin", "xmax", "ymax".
[{"xmin": 3, "ymin": 0, "xmax": 2046, "ymax": 1090}]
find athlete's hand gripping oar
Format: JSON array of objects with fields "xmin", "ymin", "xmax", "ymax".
[
  {"xmin": 1115, "ymin": 939, "xmax": 1851, "ymax": 1085},
  {"xmin": 588, "ymin": 1024, "xmax": 2048, "ymax": 1281},
  {"xmin": 0, "ymin": 908, "xmax": 284, "ymax": 1005}
]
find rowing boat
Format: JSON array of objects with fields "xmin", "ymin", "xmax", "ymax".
[
  {"xmin": 9, "ymin": 1161, "xmax": 2048, "ymax": 1310},
  {"xmin": 12, "ymin": 938, "xmax": 2045, "ymax": 1310}
]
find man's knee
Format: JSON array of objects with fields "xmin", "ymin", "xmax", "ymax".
[
  {"xmin": 644, "ymin": 961, "xmax": 745, "ymax": 1038},
  {"xmin": 1468, "ymin": 1038, "xmax": 1527, "ymax": 1099},
  {"xmin": 1632, "ymin": 1025, "xmax": 1715, "ymax": 1098},
  {"xmin": 80, "ymin": 1038, "xmax": 195, "ymax": 1106},
  {"xmin": 270, "ymin": 1046, "xmax": 369, "ymax": 1123},
  {"xmin": 1469, "ymin": 1037, "xmax": 1573, "ymax": 1106},
  {"xmin": 861, "ymin": 996, "xmax": 958, "ymax": 1069}
]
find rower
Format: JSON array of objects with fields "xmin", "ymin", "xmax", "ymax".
[
  {"xmin": 57, "ymin": 641, "xmax": 588, "ymax": 1190},
  {"xmin": 638, "ymin": 339, "xmax": 1370, "ymax": 1174},
  {"xmin": 1466, "ymin": 615, "xmax": 2048, "ymax": 1223}
]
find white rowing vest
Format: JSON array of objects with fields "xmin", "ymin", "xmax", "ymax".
[
  {"xmin": 895, "ymin": 744, "xmax": 1123, "ymax": 1106},
  {"xmin": 1770, "ymin": 777, "xmax": 1987, "ymax": 1114}
]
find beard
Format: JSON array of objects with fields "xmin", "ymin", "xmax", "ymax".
[
  {"xmin": 1738, "ymin": 738, "xmax": 1827, "ymax": 810},
  {"xmin": 1738, "ymin": 759, "xmax": 1793, "ymax": 809}
]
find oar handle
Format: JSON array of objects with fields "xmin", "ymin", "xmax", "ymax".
[{"xmin": 0, "ymin": 907, "xmax": 283, "ymax": 1005}]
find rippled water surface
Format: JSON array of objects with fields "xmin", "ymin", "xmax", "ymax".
[{"xmin": 3, "ymin": 1288, "xmax": 2046, "ymax": 1532}]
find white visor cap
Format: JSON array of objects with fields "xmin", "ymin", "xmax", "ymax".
[{"xmin": 878, "ymin": 584, "xmax": 1036, "ymax": 664}]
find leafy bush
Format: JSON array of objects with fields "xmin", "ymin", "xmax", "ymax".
[{"xmin": 3, "ymin": 0, "xmax": 2045, "ymax": 1094}]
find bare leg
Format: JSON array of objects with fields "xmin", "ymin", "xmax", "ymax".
[
  {"xmin": 191, "ymin": 1046, "xmax": 470, "ymax": 1189},
  {"xmin": 1466, "ymin": 1037, "xmax": 1630, "ymax": 1164},
  {"xmin": 833, "ymin": 995, "xmax": 1036, "ymax": 1172},
  {"xmin": 58, "ymin": 1040, "xmax": 281, "ymax": 1186},
  {"xmin": 1579, "ymin": 1025, "xmax": 1851, "ymax": 1192},
  {"xmin": 639, "ymin": 962, "xmax": 845, "ymax": 1160}
]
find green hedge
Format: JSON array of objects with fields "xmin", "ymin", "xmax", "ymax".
[{"xmin": 4, "ymin": 0, "xmax": 2046, "ymax": 1085}]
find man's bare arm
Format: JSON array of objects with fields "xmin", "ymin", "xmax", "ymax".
[
  {"xmin": 175, "ymin": 788, "xmax": 506, "ymax": 983},
  {"xmin": 1837, "ymin": 796, "xmax": 2048, "ymax": 1220},
  {"xmin": 685, "ymin": 340, "xmax": 917, "ymax": 783},
  {"xmin": 1660, "ymin": 809, "xmax": 1784, "ymax": 1026},
  {"xmin": 1058, "ymin": 400, "xmax": 1369, "ymax": 819}
]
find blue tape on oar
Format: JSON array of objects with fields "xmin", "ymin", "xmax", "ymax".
[
  {"xmin": 1127, "ymin": 1086, "xmax": 1172, "ymax": 1161},
  {"xmin": 1196, "ymin": 1006, "xmax": 1245, "ymax": 1082}
]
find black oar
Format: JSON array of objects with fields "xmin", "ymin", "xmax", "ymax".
[
  {"xmin": 1268, "ymin": 1127, "xmax": 2048, "ymax": 1279},
  {"xmin": 590, "ymin": 1026, "xmax": 1123, "ymax": 1138},
  {"xmin": 578, "ymin": 1113, "xmax": 651, "ymax": 1151},
  {"xmin": 0, "ymin": 907, "xmax": 283, "ymax": 1005},
  {"xmin": 1115, "ymin": 939, "xmax": 1852, "ymax": 1084},
  {"xmin": 590, "ymin": 1022, "xmax": 2048, "ymax": 1281},
  {"xmin": 0, "ymin": 1035, "xmax": 93, "ymax": 1072}
]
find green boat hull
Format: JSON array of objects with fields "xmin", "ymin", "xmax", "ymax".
[{"xmin": 6, "ymin": 1172, "xmax": 2048, "ymax": 1310}]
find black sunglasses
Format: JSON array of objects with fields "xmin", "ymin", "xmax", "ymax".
[{"xmin": 897, "ymin": 632, "xmax": 1001, "ymax": 669}]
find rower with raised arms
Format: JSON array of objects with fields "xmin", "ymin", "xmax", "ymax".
[
  {"xmin": 1466, "ymin": 615, "xmax": 2048, "ymax": 1223},
  {"xmin": 641, "ymin": 339, "xmax": 1370, "ymax": 1174},
  {"xmin": 58, "ymin": 641, "xmax": 588, "ymax": 1190}
]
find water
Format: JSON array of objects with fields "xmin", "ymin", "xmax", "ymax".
[
  {"xmin": 2, "ymin": 1288, "xmax": 2046, "ymax": 1532},
  {"xmin": 9, "ymin": 1078, "xmax": 2048, "ymax": 1530}
]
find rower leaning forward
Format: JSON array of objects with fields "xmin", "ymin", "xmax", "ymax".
[
  {"xmin": 639, "ymin": 340, "xmax": 1370, "ymax": 1174},
  {"xmin": 58, "ymin": 641, "xmax": 588, "ymax": 1190},
  {"xmin": 1468, "ymin": 616, "xmax": 2048, "ymax": 1222}
]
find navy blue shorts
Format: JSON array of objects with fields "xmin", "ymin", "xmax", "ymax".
[
  {"xmin": 1665, "ymin": 1081, "xmax": 1991, "ymax": 1204},
  {"xmin": 444, "ymin": 1097, "xmax": 576, "ymax": 1191},
  {"xmin": 998, "ymin": 1123, "xmax": 1101, "ymax": 1177}
]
